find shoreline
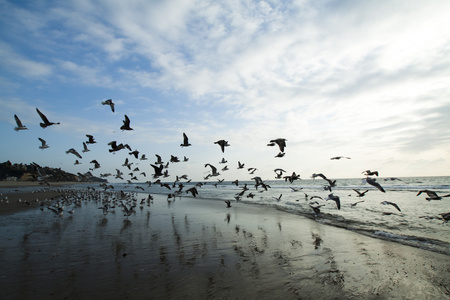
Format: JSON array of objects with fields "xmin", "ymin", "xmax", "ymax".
[{"xmin": 0, "ymin": 180, "xmax": 90, "ymax": 189}]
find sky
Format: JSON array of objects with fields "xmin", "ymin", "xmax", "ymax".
[{"xmin": 1, "ymin": 0, "xmax": 449, "ymax": 183}]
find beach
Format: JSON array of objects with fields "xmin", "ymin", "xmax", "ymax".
[{"xmin": 0, "ymin": 184, "xmax": 449, "ymax": 299}]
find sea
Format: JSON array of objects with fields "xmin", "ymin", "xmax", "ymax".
[{"xmin": 109, "ymin": 176, "xmax": 450, "ymax": 256}]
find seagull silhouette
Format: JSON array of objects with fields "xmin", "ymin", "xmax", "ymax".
[
  {"xmin": 86, "ymin": 134, "xmax": 96, "ymax": 144},
  {"xmin": 180, "ymin": 132, "xmax": 191, "ymax": 147},
  {"xmin": 269, "ymin": 138, "xmax": 287, "ymax": 152},
  {"xmin": 102, "ymin": 99, "xmax": 115, "ymax": 112},
  {"xmin": 120, "ymin": 115, "xmax": 133, "ymax": 131},
  {"xmin": 36, "ymin": 108, "xmax": 60, "ymax": 128},
  {"xmin": 14, "ymin": 115, "xmax": 28, "ymax": 131},
  {"xmin": 214, "ymin": 140, "xmax": 230, "ymax": 153}
]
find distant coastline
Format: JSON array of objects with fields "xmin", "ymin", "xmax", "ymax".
[{"xmin": 0, "ymin": 161, "xmax": 106, "ymax": 184}]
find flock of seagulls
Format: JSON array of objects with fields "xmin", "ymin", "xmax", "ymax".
[{"xmin": 11, "ymin": 101, "xmax": 449, "ymax": 221}]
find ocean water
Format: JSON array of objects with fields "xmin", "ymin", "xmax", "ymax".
[{"xmin": 113, "ymin": 176, "xmax": 450, "ymax": 256}]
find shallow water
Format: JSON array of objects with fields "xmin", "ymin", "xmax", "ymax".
[
  {"xmin": 112, "ymin": 176, "xmax": 450, "ymax": 255},
  {"xmin": 0, "ymin": 192, "xmax": 449, "ymax": 299}
]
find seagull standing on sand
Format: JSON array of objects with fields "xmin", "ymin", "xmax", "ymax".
[
  {"xmin": 38, "ymin": 138, "xmax": 49, "ymax": 149},
  {"xmin": 36, "ymin": 108, "xmax": 60, "ymax": 128},
  {"xmin": 14, "ymin": 115, "xmax": 28, "ymax": 131},
  {"xmin": 102, "ymin": 99, "xmax": 115, "ymax": 112}
]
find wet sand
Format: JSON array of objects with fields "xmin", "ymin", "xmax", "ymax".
[{"xmin": 0, "ymin": 189, "xmax": 449, "ymax": 299}]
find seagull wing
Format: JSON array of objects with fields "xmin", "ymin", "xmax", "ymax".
[{"xmin": 36, "ymin": 108, "xmax": 50, "ymax": 124}]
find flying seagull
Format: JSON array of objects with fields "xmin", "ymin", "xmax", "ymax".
[
  {"xmin": 353, "ymin": 189, "xmax": 369, "ymax": 197},
  {"xmin": 365, "ymin": 177, "xmax": 385, "ymax": 193},
  {"xmin": 362, "ymin": 170, "xmax": 379, "ymax": 176},
  {"xmin": 102, "ymin": 99, "xmax": 115, "ymax": 112},
  {"xmin": 180, "ymin": 132, "xmax": 191, "ymax": 147},
  {"xmin": 381, "ymin": 201, "xmax": 401, "ymax": 212},
  {"xmin": 205, "ymin": 163, "xmax": 220, "ymax": 177},
  {"xmin": 82, "ymin": 142, "xmax": 90, "ymax": 153},
  {"xmin": 14, "ymin": 115, "xmax": 28, "ymax": 131},
  {"xmin": 225, "ymin": 200, "xmax": 232, "ymax": 208},
  {"xmin": 330, "ymin": 156, "xmax": 351, "ymax": 160},
  {"xmin": 214, "ymin": 140, "xmax": 230, "ymax": 153},
  {"xmin": 417, "ymin": 190, "xmax": 450, "ymax": 201},
  {"xmin": 38, "ymin": 138, "xmax": 49, "ymax": 149},
  {"xmin": 325, "ymin": 193, "xmax": 341, "ymax": 210},
  {"xmin": 86, "ymin": 134, "xmax": 96, "ymax": 144},
  {"xmin": 186, "ymin": 187, "xmax": 198, "ymax": 197},
  {"xmin": 120, "ymin": 115, "xmax": 133, "ymax": 131},
  {"xmin": 36, "ymin": 108, "xmax": 60, "ymax": 128},
  {"xmin": 268, "ymin": 138, "xmax": 287, "ymax": 152},
  {"xmin": 65, "ymin": 148, "xmax": 82, "ymax": 158}
]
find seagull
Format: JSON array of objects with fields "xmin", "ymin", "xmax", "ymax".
[
  {"xmin": 365, "ymin": 177, "xmax": 385, "ymax": 193},
  {"xmin": 381, "ymin": 201, "xmax": 401, "ymax": 212},
  {"xmin": 248, "ymin": 167, "xmax": 257, "ymax": 174},
  {"xmin": 219, "ymin": 158, "xmax": 227, "ymax": 164},
  {"xmin": 214, "ymin": 140, "xmax": 230, "ymax": 153},
  {"xmin": 325, "ymin": 193, "xmax": 341, "ymax": 210},
  {"xmin": 362, "ymin": 170, "xmax": 379, "ymax": 176},
  {"xmin": 14, "ymin": 115, "xmax": 28, "ymax": 131},
  {"xmin": 122, "ymin": 158, "xmax": 133, "ymax": 169},
  {"xmin": 330, "ymin": 156, "xmax": 351, "ymax": 160},
  {"xmin": 350, "ymin": 200, "xmax": 365, "ymax": 207},
  {"xmin": 82, "ymin": 142, "xmax": 90, "ymax": 153},
  {"xmin": 180, "ymin": 132, "xmax": 191, "ymax": 147},
  {"xmin": 154, "ymin": 154, "xmax": 164, "ymax": 165},
  {"xmin": 86, "ymin": 134, "xmax": 96, "ymax": 144},
  {"xmin": 417, "ymin": 190, "xmax": 450, "ymax": 201},
  {"xmin": 66, "ymin": 148, "xmax": 82, "ymax": 158},
  {"xmin": 205, "ymin": 163, "xmax": 220, "ymax": 177},
  {"xmin": 353, "ymin": 189, "xmax": 369, "ymax": 197},
  {"xmin": 225, "ymin": 200, "xmax": 232, "ymax": 208},
  {"xmin": 74, "ymin": 160, "xmax": 81, "ymax": 165},
  {"xmin": 237, "ymin": 161, "xmax": 245, "ymax": 169},
  {"xmin": 309, "ymin": 201, "xmax": 325, "ymax": 215},
  {"xmin": 38, "ymin": 138, "xmax": 49, "ymax": 149},
  {"xmin": 36, "ymin": 108, "xmax": 60, "ymax": 128},
  {"xmin": 90, "ymin": 160, "xmax": 100, "ymax": 169},
  {"xmin": 102, "ymin": 99, "xmax": 115, "ymax": 112},
  {"xmin": 273, "ymin": 194, "xmax": 282, "ymax": 202},
  {"xmin": 151, "ymin": 164, "xmax": 164, "ymax": 178},
  {"xmin": 186, "ymin": 187, "xmax": 198, "ymax": 197},
  {"xmin": 269, "ymin": 138, "xmax": 287, "ymax": 152},
  {"xmin": 129, "ymin": 150, "xmax": 139, "ymax": 159},
  {"xmin": 120, "ymin": 115, "xmax": 133, "ymax": 131},
  {"xmin": 140, "ymin": 154, "xmax": 148, "ymax": 160}
]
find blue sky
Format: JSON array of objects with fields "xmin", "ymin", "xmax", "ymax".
[{"xmin": 1, "ymin": 0, "xmax": 449, "ymax": 182}]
